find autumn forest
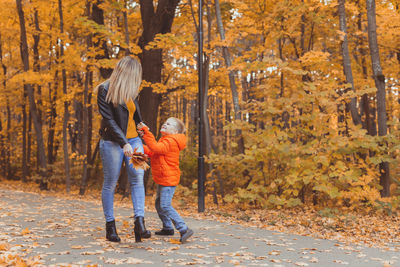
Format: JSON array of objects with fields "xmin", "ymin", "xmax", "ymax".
[{"xmin": 1, "ymin": 0, "xmax": 400, "ymax": 212}]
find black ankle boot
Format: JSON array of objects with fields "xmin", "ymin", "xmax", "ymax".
[
  {"xmin": 134, "ymin": 216, "xmax": 151, "ymax": 242},
  {"xmin": 155, "ymin": 229, "xmax": 174, "ymax": 236},
  {"xmin": 106, "ymin": 220, "xmax": 121, "ymax": 242}
]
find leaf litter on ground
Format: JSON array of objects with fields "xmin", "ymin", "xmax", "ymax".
[{"xmin": 0, "ymin": 179, "xmax": 399, "ymax": 266}]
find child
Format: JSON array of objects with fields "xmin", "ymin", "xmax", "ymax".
[{"xmin": 137, "ymin": 118, "xmax": 194, "ymax": 243}]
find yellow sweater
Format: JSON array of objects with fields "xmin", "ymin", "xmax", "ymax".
[{"xmin": 126, "ymin": 100, "xmax": 138, "ymax": 139}]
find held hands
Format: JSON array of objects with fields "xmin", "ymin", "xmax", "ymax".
[
  {"xmin": 137, "ymin": 122, "xmax": 146, "ymax": 130},
  {"xmin": 137, "ymin": 122, "xmax": 149, "ymax": 137},
  {"xmin": 123, "ymin": 143, "xmax": 134, "ymax": 157}
]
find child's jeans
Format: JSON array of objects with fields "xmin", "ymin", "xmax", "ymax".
[
  {"xmin": 155, "ymin": 185, "xmax": 188, "ymax": 233},
  {"xmin": 100, "ymin": 137, "xmax": 145, "ymax": 222}
]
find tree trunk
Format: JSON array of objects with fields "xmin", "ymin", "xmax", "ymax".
[
  {"xmin": 138, "ymin": 0, "xmax": 180, "ymax": 133},
  {"xmin": 0, "ymin": 36, "xmax": 7, "ymax": 178},
  {"xmin": 80, "ymin": 68, "xmax": 90, "ymax": 195},
  {"xmin": 80, "ymin": 0, "xmax": 92, "ymax": 195},
  {"xmin": 214, "ymin": 0, "xmax": 240, "ymax": 119},
  {"xmin": 338, "ymin": 0, "xmax": 361, "ymax": 125},
  {"xmin": 205, "ymin": 0, "xmax": 225, "ymax": 202},
  {"xmin": 0, "ymin": 119, "xmax": 3, "ymax": 178},
  {"xmin": 214, "ymin": 0, "xmax": 243, "ymax": 153},
  {"xmin": 203, "ymin": 2, "xmax": 213, "ymax": 157},
  {"xmin": 27, "ymin": 111, "xmax": 32, "ymax": 176},
  {"xmin": 48, "ymin": 72, "xmax": 58, "ymax": 164},
  {"xmin": 366, "ymin": 0, "xmax": 390, "ymax": 197},
  {"xmin": 6, "ymin": 101, "xmax": 11, "ymax": 179},
  {"xmin": 123, "ymin": 0, "xmax": 130, "ymax": 56},
  {"xmin": 33, "ymin": 8, "xmax": 42, "ymax": 122},
  {"xmin": 22, "ymin": 91, "xmax": 27, "ymax": 181},
  {"xmin": 92, "ymin": 0, "xmax": 113, "ymax": 79},
  {"xmin": 16, "ymin": 0, "xmax": 47, "ymax": 187},
  {"xmin": 356, "ymin": 1, "xmax": 375, "ymax": 136},
  {"xmin": 33, "ymin": 7, "xmax": 43, "ymax": 173},
  {"xmin": 85, "ymin": 76, "xmax": 94, "ymax": 187},
  {"xmin": 58, "ymin": 0, "xmax": 71, "ymax": 193},
  {"xmin": 300, "ymin": 0, "xmax": 305, "ymax": 55}
]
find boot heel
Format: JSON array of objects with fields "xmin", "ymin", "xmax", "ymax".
[
  {"xmin": 105, "ymin": 220, "xmax": 121, "ymax": 242},
  {"xmin": 134, "ymin": 228, "xmax": 142, "ymax": 242},
  {"xmin": 134, "ymin": 216, "xmax": 151, "ymax": 242}
]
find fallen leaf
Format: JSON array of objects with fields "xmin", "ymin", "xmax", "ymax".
[
  {"xmin": 295, "ymin": 262, "xmax": 309, "ymax": 266},
  {"xmin": 333, "ymin": 260, "xmax": 349, "ymax": 265},
  {"xmin": 0, "ymin": 243, "xmax": 9, "ymax": 251},
  {"xmin": 126, "ymin": 257, "xmax": 145, "ymax": 264},
  {"xmin": 268, "ymin": 250, "xmax": 281, "ymax": 255},
  {"xmin": 15, "ymin": 258, "xmax": 28, "ymax": 267},
  {"xmin": 215, "ymin": 256, "xmax": 224, "ymax": 263},
  {"xmin": 21, "ymin": 228, "xmax": 30, "ymax": 235},
  {"xmin": 122, "ymin": 220, "xmax": 130, "ymax": 229},
  {"xmin": 71, "ymin": 245, "xmax": 91, "ymax": 249},
  {"xmin": 169, "ymin": 238, "xmax": 181, "ymax": 244},
  {"xmin": 80, "ymin": 250, "xmax": 104, "ymax": 255}
]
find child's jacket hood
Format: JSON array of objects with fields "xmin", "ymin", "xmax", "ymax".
[{"xmin": 168, "ymin": 134, "xmax": 186, "ymax": 151}]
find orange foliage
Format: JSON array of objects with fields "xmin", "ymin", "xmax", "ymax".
[{"xmin": 0, "ymin": 0, "xmax": 399, "ymax": 212}]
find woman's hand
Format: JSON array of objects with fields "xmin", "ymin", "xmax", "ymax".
[
  {"xmin": 123, "ymin": 143, "xmax": 133, "ymax": 157},
  {"xmin": 137, "ymin": 122, "xmax": 148, "ymax": 131}
]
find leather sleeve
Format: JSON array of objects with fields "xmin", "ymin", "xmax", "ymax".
[
  {"xmin": 133, "ymin": 99, "xmax": 143, "ymax": 125},
  {"xmin": 97, "ymin": 85, "xmax": 128, "ymax": 147}
]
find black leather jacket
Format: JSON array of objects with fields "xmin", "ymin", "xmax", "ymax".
[{"xmin": 97, "ymin": 81, "xmax": 143, "ymax": 147}]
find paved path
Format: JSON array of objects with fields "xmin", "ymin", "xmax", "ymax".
[{"xmin": 0, "ymin": 189, "xmax": 399, "ymax": 266}]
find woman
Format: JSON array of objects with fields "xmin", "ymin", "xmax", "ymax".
[{"xmin": 97, "ymin": 56, "xmax": 151, "ymax": 242}]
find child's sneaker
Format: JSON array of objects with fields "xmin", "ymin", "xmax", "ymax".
[
  {"xmin": 179, "ymin": 228, "xmax": 193, "ymax": 243},
  {"xmin": 155, "ymin": 229, "xmax": 174, "ymax": 236}
]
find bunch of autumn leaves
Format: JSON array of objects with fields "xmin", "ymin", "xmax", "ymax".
[{"xmin": 129, "ymin": 148, "xmax": 150, "ymax": 170}]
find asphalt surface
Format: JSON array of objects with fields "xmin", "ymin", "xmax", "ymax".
[{"xmin": 0, "ymin": 188, "xmax": 399, "ymax": 266}]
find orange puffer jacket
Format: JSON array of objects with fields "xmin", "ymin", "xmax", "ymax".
[{"xmin": 142, "ymin": 127, "xmax": 186, "ymax": 186}]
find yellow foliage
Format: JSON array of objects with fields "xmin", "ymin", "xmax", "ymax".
[
  {"xmin": 0, "ymin": 0, "xmax": 399, "ymax": 212},
  {"xmin": 9, "ymin": 71, "xmax": 53, "ymax": 87}
]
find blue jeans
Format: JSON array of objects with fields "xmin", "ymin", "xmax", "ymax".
[
  {"xmin": 100, "ymin": 137, "xmax": 145, "ymax": 222},
  {"xmin": 155, "ymin": 185, "xmax": 187, "ymax": 233}
]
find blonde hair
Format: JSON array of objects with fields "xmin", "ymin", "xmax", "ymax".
[
  {"xmin": 106, "ymin": 56, "xmax": 142, "ymax": 105},
  {"xmin": 169, "ymin": 117, "xmax": 186, "ymax": 134}
]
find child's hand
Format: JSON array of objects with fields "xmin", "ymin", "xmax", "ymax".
[
  {"xmin": 137, "ymin": 122, "xmax": 148, "ymax": 130},
  {"xmin": 138, "ymin": 129, "xmax": 144, "ymax": 137}
]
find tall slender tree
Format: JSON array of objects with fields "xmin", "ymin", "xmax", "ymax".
[
  {"xmin": 92, "ymin": 0, "xmax": 113, "ymax": 79},
  {"xmin": 58, "ymin": 0, "xmax": 71, "ymax": 193},
  {"xmin": 338, "ymin": 0, "xmax": 361, "ymax": 125},
  {"xmin": 79, "ymin": 0, "xmax": 93, "ymax": 195},
  {"xmin": 16, "ymin": 0, "xmax": 47, "ymax": 189},
  {"xmin": 366, "ymin": 0, "xmax": 390, "ymax": 196},
  {"xmin": 123, "ymin": 0, "xmax": 130, "ymax": 56},
  {"xmin": 0, "ymin": 33, "xmax": 11, "ymax": 179},
  {"xmin": 356, "ymin": 0, "xmax": 375, "ymax": 136},
  {"xmin": 214, "ymin": 0, "xmax": 243, "ymax": 152}
]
